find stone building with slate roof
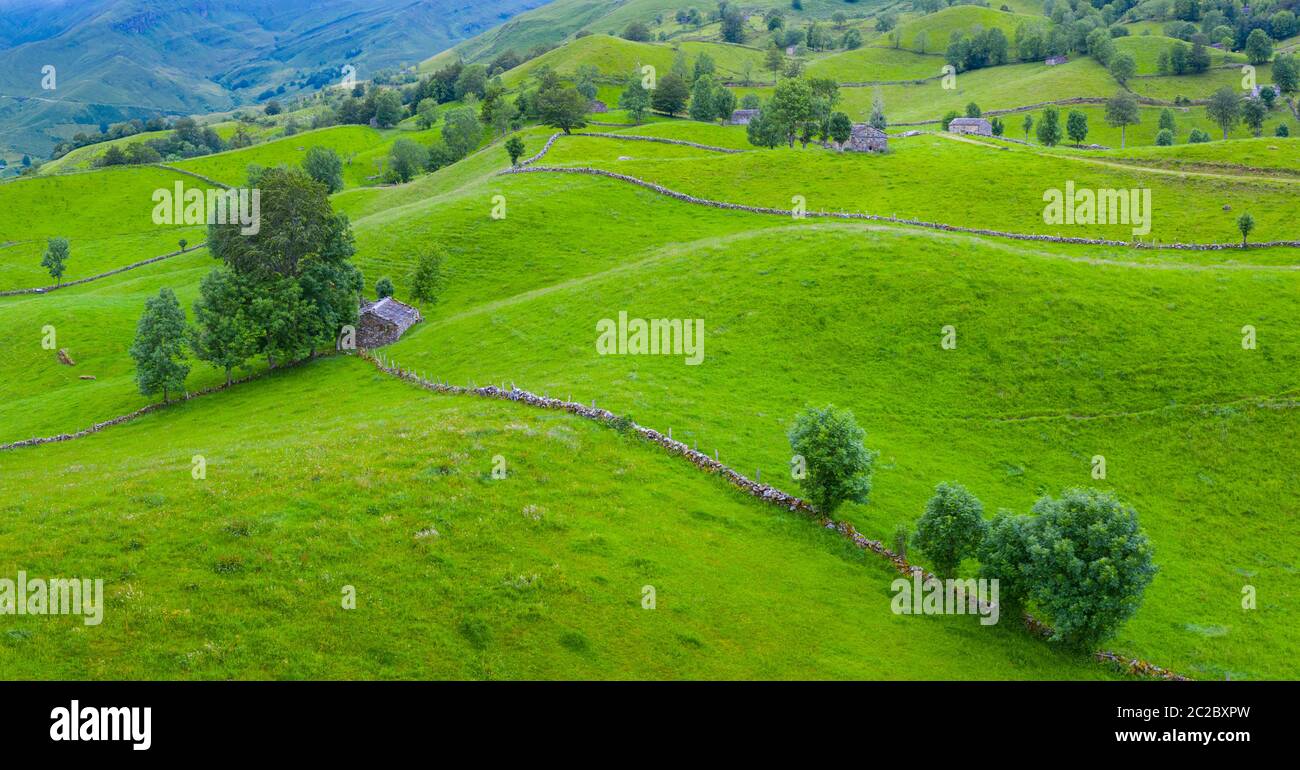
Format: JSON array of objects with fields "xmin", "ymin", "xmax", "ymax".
[
  {"xmin": 947, "ymin": 117, "xmax": 993, "ymax": 137},
  {"xmin": 358, "ymin": 297, "xmax": 422, "ymax": 348},
  {"xmin": 845, "ymin": 123, "xmax": 888, "ymax": 152}
]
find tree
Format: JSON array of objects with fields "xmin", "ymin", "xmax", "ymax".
[
  {"xmin": 693, "ymin": 53, "xmax": 716, "ymax": 81},
  {"xmin": 416, "ymin": 98, "xmax": 439, "ymax": 129},
  {"xmin": 441, "ymin": 106, "xmax": 483, "ymax": 158},
  {"xmin": 505, "ymin": 135, "xmax": 525, "ymax": 166},
  {"xmin": 766, "ymin": 77, "xmax": 814, "ymax": 146},
  {"xmin": 264, "ymin": 100, "xmax": 282, "ymax": 116},
  {"xmin": 207, "ymin": 167, "xmax": 362, "ymax": 364},
  {"xmin": 765, "ymin": 44, "xmax": 785, "ymax": 74},
  {"xmin": 1036, "ymin": 106, "xmax": 1062, "ymax": 147},
  {"xmin": 375, "ymin": 277, "xmax": 395, "ymax": 299},
  {"xmin": 1155, "ymin": 128, "xmax": 1174, "ymax": 145},
  {"xmin": 1023, "ymin": 489, "xmax": 1157, "ymax": 648},
  {"xmin": 1245, "ymin": 29, "xmax": 1273, "ymax": 66},
  {"xmin": 786, "ymin": 405, "xmax": 878, "ymax": 514},
  {"xmin": 651, "ymin": 73, "xmax": 690, "ymax": 115},
  {"xmin": 1108, "ymin": 52, "xmax": 1136, "ymax": 84},
  {"xmin": 302, "ymin": 146, "xmax": 344, "ymax": 193},
  {"xmin": 1188, "ymin": 128, "xmax": 1211, "ymax": 143},
  {"xmin": 1242, "ymin": 97, "xmax": 1267, "ymax": 137},
  {"xmin": 1273, "ymin": 55, "xmax": 1298, "ymax": 96},
  {"xmin": 828, "ymin": 111, "xmax": 852, "ymax": 148},
  {"xmin": 689, "ymin": 75, "xmax": 719, "ymax": 121},
  {"xmin": 1277, "ymin": 123, "xmax": 1291, "ymax": 137},
  {"xmin": 745, "ymin": 109, "xmax": 786, "ymax": 148},
  {"xmin": 1105, "ymin": 90, "xmax": 1141, "ymax": 148},
  {"xmin": 990, "ymin": 116, "xmax": 1004, "ymax": 136},
  {"xmin": 869, "ymin": 93, "xmax": 887, "ymax": 131},
  {"xmin": 1238, "ymin": 213, "xmax": 1255, "ymax": 245},
  {"xmin": 190, "ymin": 268, "xmax": 258, "ymax": 386},
  {"xmin": 1066, "ymin": 109, "xmax": 1088, "ymax": 145},
  {"xmin": 1158, "ymin": 108, "xmax": 1176, "ymax": 134},
  {"xmin": 912, "ymin": 483, "xmax": 988, "ymax": 578},
  {"xmin": 713, "ymin": 85, "xmax": 737, "ymax": 123},
  {"xmin": 536, "ymin": 85, "xmax": 588, "ymax": 134},
  {"xmin": 978, "ymin": 512, "xmax": 1035, "ymax": 611},
  {"xmin": 721, "ymin": 8, "xmax": 746, "ymax": 43},
  {"xmin": 409, "ymin": 247, "xmax": 446, "ymax": 304},
  {"xmin": 453, "ymin": 65, "xmax": 488, "ymax": 101},
  {"xmin": 941, "ymin": 110, "xmax": 960, "ymax": 130},
  {"xmin": 1205, "ymin": 86, "xmax": 1240, "ymax": 139},
  {"xmin": 965, "ymin": 102, "xmax": 981, "ymax": 118},
  {"xmin": 130, "ymin": 288, "xmax": 190, "ymax": 402},
  {"xmin": 618, "ymin": 73, "xmax": 652, "ymax": 124},
  {"xmin": 41, "ymin": 237, "xmax": 69, "ymax": 286},
  {"xmin": 373, "ymin": 89, "xmax": 405, "ymax": 128},
  {"xmin": 388, "ymin": 139, "xmax": 429, "ymax": 183},
  {"xmin": 622, "ymin": 21, "xmax": 651, "ymax": 41},
  {"xmin": 1022, "ymin": 113, "xmax": 1034, "ymax": 140}
]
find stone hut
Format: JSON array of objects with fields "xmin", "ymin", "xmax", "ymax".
[
  {"xmin": 947, "ymin": 117, "xmax": 993, "ymax": 137},
  {"xmin": 1045, "ymin": 55, "xmax": 1069, "ymax": 66},
  {"xmin": 845, "ymin": 123, "xmax": 888, "ymax": 152},
  {"xmin": 725, "ymin": 109, "xmax": 760, "ymax": 126},
  {"xmin": 357, "ymin": 297, "xmax": 422, "ymax": 348},
  {"xmin": 588, "ymin": 99, "xmax": 608, "ymax": 113}
]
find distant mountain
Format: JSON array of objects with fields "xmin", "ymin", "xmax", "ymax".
[{"xmin": 0, "ymin": 0, "xmax": 549, "ymax": 159}]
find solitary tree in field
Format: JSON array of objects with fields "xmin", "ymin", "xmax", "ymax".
[
  {"xmin": 1206, "ymin": 86, "xmax": 1241, "ymax": 139},
  {"xmin": 1066, "ymin": 109, "xmax": 1088, "ymax": 145},
  {"xmin": 1245, "ymin": 28, "xmax": 1274, "ymax": 65},
  {"xmin": 1021, "ymin": 113, "xmax": 1033, "ymax": 140},
  {"xmin": 1238, "ymin": 213, "xmax": 1255, "ymax": 246},
  {"xmin": 409, "ymin": 247, "xmax": 446, "ymax": 304},
  {"xmin": 505, "ymin": 135, "xmax": 525, "ymax": 166},
  {"xmin": 1104, "ymin": 90, "xmax": 1141, "ymax": 148},
  {"xmin": 1108, "ymin": 52, "xmax": 1136, "ymax": 85},
  {"xmin": 131, "ymin": 287, "xmax": 190, "ymax": 402},
  {"xmin": 787, "ymin": 405, "xmax": 878, "ymax": 514},
  {"xmin": 302, "ymin": 146, "xmax": 344, "ymax": 193},
  {"xmin": 42, "ymin": 237, "xmax": 69, "ymax": 287},
  {"xmin": 1242, "ymin": 97, "xmax": 1267, "ymax": 137},
  {"xmin": 537, "ymin": 85, "xmax": 588, "ymax": 134},
  {"xmin": 650, "ymin": 73, "xmax": 690, "ymax": 116},
  {"xmin": 912, "ymin": 482, "xmax": 988, "ymax": 578}
]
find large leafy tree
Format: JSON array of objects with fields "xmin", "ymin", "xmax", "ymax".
[
  {"xmin": 409, "ymin": 246, "xmax": 447, "ymax": 304},
  {"xmin": 766, "ymin": 77, "xmax": 814, "ymax": 147},
  {"xmin": 912, "ymin": 482, "xmax": 988, "ymax": 578},
  {"xmin": 787, "ymin": 405, "xmax": 878, "ymax": 514},
  {"xmin": 441, "ymin": 106, "xmax": 483, "ymax": 159},
  {"xmin": 302, "ymin": 146, "xmax": 344, "ymax": 193},
  {"xmin": 537, "ymin": 84, "xmax": 588, "ymax": 134},
  {"xmin": 1035, "ymin": 105, "xmax": 1063, "ymax": 146},
  {"xmin": 1245, "ymin": 28, "xmax": 1274, "ymax": 65},
  {"xmin": 1023, "ymin": 489, "xmax": 1157, "ymax": 648},
  {"xmin": 1205, "ymin": 86, "xmax": 1241, "ymax": 139},
  {"xmin": 130, "ymin": 288, "xmax": 190, "ymax": 402},
  {"xmin": 618, "ymin": 73, "xmax": 651, "ymax": 124},
  {"xmin": 651, "ymin": 73, "xmax": 690, "ymax": 115},
  {"xmin": 1104, "ymin": 90, "xmax": 1141, "ymax": 148},
  {"xmin": 189, "ymin": 267, "xmax": 259, "ymax": 385},
  {"xmin": 207, "ymin": 167, "xmax": 362, "ymax": 365},
  {"xmin": 1066, "ymin": 109, "xmax": 1089, "ymax": 145}
]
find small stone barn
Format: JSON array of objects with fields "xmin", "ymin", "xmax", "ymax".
[
  {"xmin": 947, "ymin": 117, "xmax": 993, "ymax": 137},
  {"xmin": 725, "ymin": 109, "xmax": 760, "ymax": 126},
  {"xmin": 846, "ymin": 123, "xmax": 888, "ymax": 153},
  {"xmin": 1045, "ymin": 55, "xmax": 1069, "ymax": 66},
  {"xmin": 357, "ymin": 297, "xmax": 422, "ymax": 348},
  {"xmin": 588, "ymin": 99, "xmax": 608, "ymax": 113}
]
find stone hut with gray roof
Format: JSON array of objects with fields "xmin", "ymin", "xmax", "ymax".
[
  {"xmin": 845, "ymin": 123, "xmax": 888, "ymax": 152},
  {"xmin": 358, "ymin": 297, "xmax": 422, "ymax": 348},
  {"xmin": 725, "ymin": 109, "xmax": 760, "ymax": 126},
  {"xmin": 947, "ymin": 117, "xmax": 992, "ymax": 137}
]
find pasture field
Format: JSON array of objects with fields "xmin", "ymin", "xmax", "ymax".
[
  {"xmin": 5, "ymin": 11, "xmax": 1300, "ymax": 686},
  {"xmin": 0, "ymin": 166, "xmax": 213, "ymax": 290}
]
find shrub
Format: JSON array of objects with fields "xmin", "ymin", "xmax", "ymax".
[
  {"xmin": 1023, "ymin": 489, "xmax": 1157, "ymax": 648},
  {"xmin": 375, "ymin": 277, "xmax": 394, "ymax": 299},
  {"xmin": 1188, "ymin": 128, "xmax": 1211, "ymax": 143},
  {"xmin": 977, "ymin": 512, "xmax": 1035, "ymax": 611},
  {"xmin": 786, "ymin": 405, "xmax": 878, "ymax": 514},
  {"xmin": 912, "ymin": 482, "xmax": 987, "ymax": 578},
  {"xmin": 1277, "ymin": 123, "xmax": 1291, "ymax": 137},
  {"xmin": 1155, "ymin": 128, "xmax": 1174, "ymax": 146},
  {"xmin": 302, "ymin": 146, "xmax": 344, "ymax": 193}
]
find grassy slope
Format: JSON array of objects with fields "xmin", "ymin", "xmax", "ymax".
[
  {"xmin": 536, "ymin": 129, "xmax": 1298, "ymax": 243},
  {"xmin": 0, "ymin": 356, "xmax": 1112, "ymax": 680},
  {"xmin": 5, "ymin": 113, "xmax": 1299, "ymax": 680},
  {"xmin": 999, "ymin": 103, "xmax": 1295, "ymax": 147},
  {"xmin": 1113, "ymin": 35, "xmax": 1246, "ymax": 76},
  {"xmin": 1093, "ymin": 136, "xmax": 1300, "ymax": 173},
  {"xmin": 889, "ymin": 6, "xmax": 1042, "ymax": 52},
  {"xmin": 0, "ymin": 166, "xmax": 213, "ymax": 290}
]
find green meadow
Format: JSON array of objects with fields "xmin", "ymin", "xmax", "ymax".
[{"xmin": 4, "ymin": 7, "xmax": 1299, "ymax": 683}]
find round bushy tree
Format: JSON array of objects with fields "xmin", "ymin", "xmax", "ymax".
[
  {"xmin": 977, "ymin": 511, "xmax": 1035, "ymax": 611},
  {"xmin": 302, "ymin": 146, "xmax": 344, "ymax": 193},
  {"xmin": 787, "ymin": 405, "xmax": 878, "ymax": 514},
  {"xmin": 1155, "ymin": 128, "xmax": 1174, "ymax": 146},
  {"xmin": 375, "ymin": 277, "xmax": 395, "ymax": 299},
  {"xmin": 912, "ymin": 482, "xmax": 987, "ymax": 578},
  {"xmin": 1023, "ymin": 489, "xmax": 1157, "ymax": 649}
]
